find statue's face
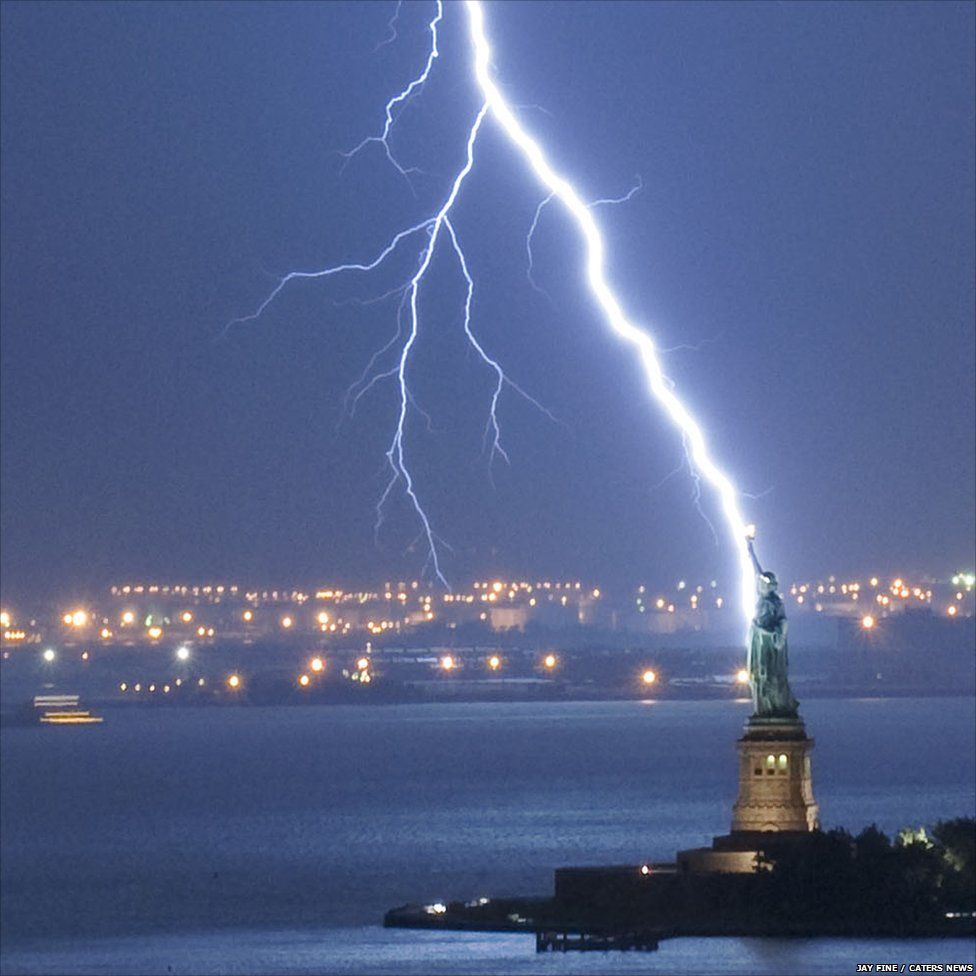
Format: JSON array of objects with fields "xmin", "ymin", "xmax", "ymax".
[{"xmin": 760, "ymin": 574, "xmax": 777, "ymax": 595}]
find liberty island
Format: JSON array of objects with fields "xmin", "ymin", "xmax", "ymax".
[{"xmin": 385, "ymin": 532, "xmax": 974, "ymax": 949}]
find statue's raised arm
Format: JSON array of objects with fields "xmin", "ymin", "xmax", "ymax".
[{"xmin": 747, "ymin": 538, "xmax": 763, "ymax": 579}]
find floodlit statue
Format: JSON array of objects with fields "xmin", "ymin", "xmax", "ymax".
[{"xmin": 746, "ymin": 530, "xmax": 799, "ymax": 719}]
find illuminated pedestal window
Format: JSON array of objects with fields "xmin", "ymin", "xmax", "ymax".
[
  {"xmin": 731, "ymin": 718, "xmax": 819, "ymax": 834},
  {"xmin": 676, "ymin": 716, "xmax": 819, "ymax": 875}
]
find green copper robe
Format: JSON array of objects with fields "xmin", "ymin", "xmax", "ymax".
[{"xmin": 746, "ymin": 560, "xmax": 799, "ymax": 719}]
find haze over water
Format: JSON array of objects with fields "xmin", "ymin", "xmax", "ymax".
[{"xmin": 2, "ymin": 697, "xmax": 974, "ymax": 975}]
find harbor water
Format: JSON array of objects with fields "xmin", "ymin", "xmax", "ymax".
[{"xmin": 2, "ymin": 697, "xmax": 974, "ymax": 975}]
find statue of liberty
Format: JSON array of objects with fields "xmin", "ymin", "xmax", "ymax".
[{"xmin": 746, "ymin": 531, "xmax": 799, "ymax": 719}]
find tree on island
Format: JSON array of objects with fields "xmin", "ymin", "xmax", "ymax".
[
  {"xmin": 930, "ymin": 817, "xmax": 976, "ymax": 914},
  {"xmin": 755, "ymin": 817, "xmax": 975, "ymax": 932}
]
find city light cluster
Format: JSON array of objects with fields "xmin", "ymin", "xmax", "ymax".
[
  {"xmin": 2, "ymin": 569, "xmax": 971, "ymax": 656},
  {"xmin": 103, "ymin": 651, "xmax": 680, "ymax": 697}
]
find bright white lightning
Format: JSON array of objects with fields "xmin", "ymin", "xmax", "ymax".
[
  {"xmin": 225, "ymin": 217, "xmax": 436, "ymax": 332},
  {"xmin": 443, "ymin": 216, "xmax": 559, "ymax": 468},
  {"xmin": 464, "ymin": 0, "xmax": 755, "ymax": 629},
  {"xmin": 230, "ymin": 0, "xmax": 756, "ymax": 630},
  {"xmin": 375, "ymin": 102, "xmax": 489, "ymax": 588},
  {"xmin": 342, "ymin": 290, "xmax": 411, "ymax": 422},
  {"xmin": 525, "ymin": 192, "xmax": 555, "ymax": 299},
  {"xmin": 526, "ymin": 177, "xmax": 641, "ymax": 301},
  {"xmin": 589, "ymin": 176, "xmax": 644, "ymax": 208},
  {"xmin": 230, "ymin": 2, "xmax": 551, "ymax": 592},
  {"xmin": 443, "ymin": 217, "xmax": 508, "ymax": 467},
  {"xmin": 341, "ymin": 2, "xmax": 443, "ymax": 182}
]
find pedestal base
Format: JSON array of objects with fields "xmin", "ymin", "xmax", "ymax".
[
  {"xmin": 676, "ymin": 845, "xmax": 763, "ymax": 874},
  {"xmin": 730, "ymin": 716, "xmax": 818, "ymax": 834}
]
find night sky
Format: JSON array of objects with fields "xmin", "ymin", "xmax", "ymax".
[{"xmin": 2, "ymin": 1, "xmax": 973, "ymax": 602}]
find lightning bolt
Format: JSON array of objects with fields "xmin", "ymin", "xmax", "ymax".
[
  {"xmin": 340, "ymin": 1, "xmax": 443, "ymax": 185},
  {"xmin": 525, "ymin": 192, "xmax": 555, "ymax": 301},
  {"xmin": 526, "ymin": 176, "xmax": 642, "ymax": 303},
  {"xmin": 374, "ymin": 101, "xmax": 489, "ymax": 587},
  {"xmin": 374, "ymin": 1, "xmax": 404, "ymax": 53},
  {"xmin": 464, "ymin": 0, "xmax": 754, "ymax": 629},
  {"xmin": 229, "ymin": 0, "xmax": 756, "ymax": 630}
]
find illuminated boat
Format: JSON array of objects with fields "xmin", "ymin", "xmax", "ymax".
[{"xmin": 33, "ymin": 693, "xmax": 103, "ymax": 725}]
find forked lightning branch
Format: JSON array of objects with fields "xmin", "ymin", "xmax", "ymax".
[{"xmin": 232, "ymin": 0, "xmax": 756, "ymax": 631}]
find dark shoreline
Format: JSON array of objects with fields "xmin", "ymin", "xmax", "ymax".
[{"xmin": 384, "ymin": 897, "xmax": 976, "ymax": 944}]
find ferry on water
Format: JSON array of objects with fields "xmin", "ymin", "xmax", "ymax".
[
  {"xmin": 32, "ymin": 693, "xmax": 104, "ymax": 725},
  {"xmin": 0, "ymin": 693, "xmax": 105, "ymax": 727}
]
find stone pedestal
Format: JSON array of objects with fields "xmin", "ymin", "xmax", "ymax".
[
  {"xmin": 730, "ymin": 716, "xmax": 818, "ymax": 834},
  {"xmin": 677, "ymin": 716, "xmax": 818, "ymax": 875}
]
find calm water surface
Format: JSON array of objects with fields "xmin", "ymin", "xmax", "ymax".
[{"xmin": 2, "ymin": 698, "xmax": 974, "ymax": 974}]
